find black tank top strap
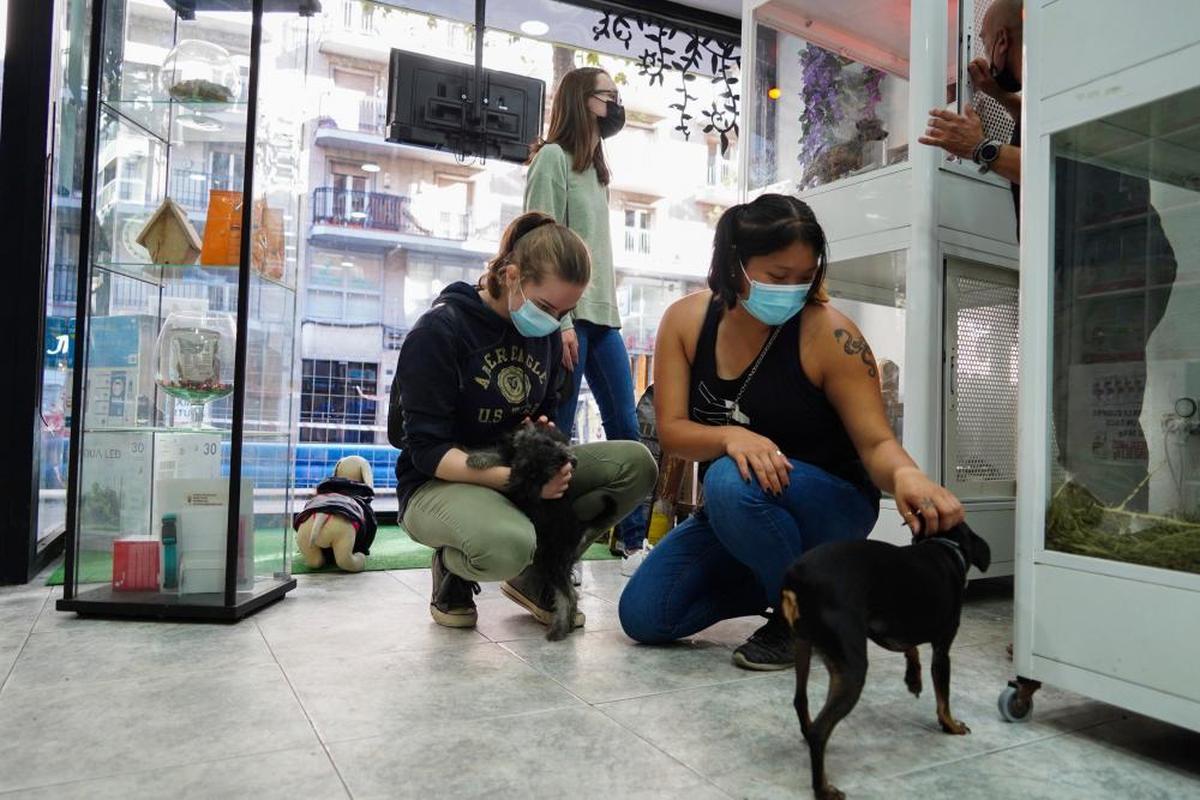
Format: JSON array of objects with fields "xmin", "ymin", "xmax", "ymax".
[{"xmin": 693, "ymin": 298, "xmax": 723, "ymax": 369}]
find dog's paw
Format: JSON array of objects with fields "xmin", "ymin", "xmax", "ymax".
[
  {"xmin": 938, "ymin": 717, "xmax": 971, "ymax": 735},
  {"xmin": 816, "ymin": 785, "xmax": 845, "ymax": 800}
]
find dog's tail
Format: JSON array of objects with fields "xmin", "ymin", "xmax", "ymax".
[{"xmin": 546, "ymin": 585, "xmax": 574, "ymax": 641}]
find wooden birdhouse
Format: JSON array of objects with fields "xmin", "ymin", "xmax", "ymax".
[{"xmin": 136, "ymin": 197, "xmax": 203, "ymax": 265}]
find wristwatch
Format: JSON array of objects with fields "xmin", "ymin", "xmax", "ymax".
[{"xmin": 973, "ymin": 139, "xmax": 1003, "ymax": 174}]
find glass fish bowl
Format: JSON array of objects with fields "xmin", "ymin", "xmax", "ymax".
[
  {"xmin": 155, "ymin": 310, "xmax": 236, "ymax": 426},
  {"xmin": 158, "ymin": 39, "xmax": 242, "ymax": 104}
]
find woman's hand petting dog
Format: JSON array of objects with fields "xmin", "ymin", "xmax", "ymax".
[
  {"xmin": 894, "ymin": 466, "xmax": 964, "ymax": 536},
  {"xmin": 542, "ymin": 461, "xmax": 573, "ymax": 500},
  {"xmin": 722, "ymin": 426, "xmax": 791, "ymax": 496}
]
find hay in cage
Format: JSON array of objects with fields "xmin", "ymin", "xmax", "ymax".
[{"xmin": 1045, "ymin": 480, "xmax": 1200, "ymax": 574}]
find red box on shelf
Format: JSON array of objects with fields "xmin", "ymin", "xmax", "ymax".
[{"xmin": 112, "ymin": 539, "xmax": 160, "ymax": 591}]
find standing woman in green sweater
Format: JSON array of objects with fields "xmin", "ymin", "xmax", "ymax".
[{"xmin": 525, "ymin": 67, "xmax": 648, "ymax": 573}]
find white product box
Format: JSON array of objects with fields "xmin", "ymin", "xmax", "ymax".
[{"xmin": 158, "ymin": 478, "xmax": 255, "ymax": 595}]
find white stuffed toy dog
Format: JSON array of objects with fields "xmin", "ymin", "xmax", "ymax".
[{"xmin": 294, "ymin": 455, "xmax": 377, "ymax": 572}]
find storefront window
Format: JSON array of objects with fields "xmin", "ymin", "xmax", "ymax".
[
  {"xmin": 1046, "ymin": 85, "xmax": 1200, "ymax": 575},
  {"xmin": 37, "ymin": 0, "xmax": 93, "ymax": 555},
  {"xmin": 304, "ymin": 0, "xmax": 740, "ymax": 444}
]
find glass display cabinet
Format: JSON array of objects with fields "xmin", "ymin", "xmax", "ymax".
[
  {"xmin": 58, "ymin": 0, "xmax": 316, "ymax": 620},
  {"xmin": 1009, "ymin": 0, "xmax": 1200, "ymax": 731},
  {"xmin": 739, "ymin": 0, "xmax": 1021, "ymax": 574}
]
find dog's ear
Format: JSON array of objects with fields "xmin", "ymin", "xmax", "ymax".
[
  {"xmin": 955, "ymin": 523, "xmax": 991, "ymax": 573},
  {"xmin": 970, "ymin": 530, "xmax": 991, "ymax": 573}
]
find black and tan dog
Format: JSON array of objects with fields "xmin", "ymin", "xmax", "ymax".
[
  {"xmin": 780, "ymin": 523, "xmax": 991, "ymax": 800},
  {"xmin": 467, "ymin": 423, "xmax": 595, "ymax": 641}
]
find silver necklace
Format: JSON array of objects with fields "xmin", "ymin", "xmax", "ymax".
[{"xmin": 725, "ymin": 325, "xmax": 782, "ymax": 425}]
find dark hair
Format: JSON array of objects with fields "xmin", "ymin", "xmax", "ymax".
[
  {"xmin": 527, "ymin": 67, "xmax": 611, "ymax": 186},
  {"xmin": 480, "ymin": 211, "xmax": 591, "ymax": 298},
  {"xmin": 707, "ymin": 193, "xmax": 830, "ymax": 309}
]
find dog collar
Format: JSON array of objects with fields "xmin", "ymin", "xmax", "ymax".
[{"xmin": 929, "ymin": 537, "xmax": 969, "ymax": 584}]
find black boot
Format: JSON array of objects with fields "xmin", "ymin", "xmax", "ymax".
[{"xmin": 429, "ymin": 548, "xmax": 480, "ymax": 628}]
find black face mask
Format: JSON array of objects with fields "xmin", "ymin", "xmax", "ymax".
[
  {"xmin": 597, "ymin": 100, "xmax": 625, "ymax": 139},
  {"xmin": 989, "ymin": 38, "xmax": 1022, "ymax": 93}
]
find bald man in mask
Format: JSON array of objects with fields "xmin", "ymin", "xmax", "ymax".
[{"xmin": 921, "ymin": 0, "xmax": 1178, "ymax": 512}]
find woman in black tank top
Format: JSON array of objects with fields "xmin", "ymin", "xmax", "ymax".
[{"xmin": 620, "ymin": 194, "xmax": 965, "ymax": 670}]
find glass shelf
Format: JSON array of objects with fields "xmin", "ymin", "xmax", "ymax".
[
  {"xmin": 83, "ymin": 426, "xmax": 290, "ymax": 438},
  {"xmin": 102, "ymin": 98, "xmax": 248, "ymax": 146},
  {"xmin": 92, "ymin": 261, "xmax": 296, "ymax": 293}
]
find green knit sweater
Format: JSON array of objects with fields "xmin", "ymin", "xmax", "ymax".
[{"xmin": 523, "ymin": 143, "xmax": 620, "ymax": 330}]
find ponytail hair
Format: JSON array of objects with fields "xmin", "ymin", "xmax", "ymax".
[
  {"xmin": 480, "ymin": 211, "xmax": 592, "ymax": 298},
  {"xmin": 707, "ymin": 194, "xmax": 830, "ymax": 309}
]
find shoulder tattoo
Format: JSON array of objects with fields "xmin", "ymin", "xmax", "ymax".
[{"xmin": 833, "ymin": 328, "xmax": 878, "ymax": 379}]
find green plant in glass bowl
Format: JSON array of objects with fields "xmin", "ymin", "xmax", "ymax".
[
  {"xmin": 159, "ymin": 39, "xmax": 242, "ymax": 103},
  {"xmin": 155, "ymin": 310, "xmax": 235, "ymax": 427}
]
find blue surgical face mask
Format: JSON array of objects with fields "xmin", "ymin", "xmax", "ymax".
[
  {"xmin": 509, "ymin": 279, "xmax": 561, "ymax": 338},
  {"xmin": 740, "ymin": 261, "xmax": 811, "ymax": 326}
]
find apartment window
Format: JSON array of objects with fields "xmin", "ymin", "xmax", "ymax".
[
  {"xmin": 210, "ymin": 150, "xmax": 244, "ymax": 192},
  {"xmin": 410, "ymin": 173, "xmax": 472, "ymax": 239},
  {"xmin": 332, "ymin": 66, "xmax": 375, "ymax": 94},
  {"xmin": 707, "ymin": 140, "xmax": 734, "ymax": 187},
  {"xmin": 403, "ymin": 257, "xmax": 478, "ymax": 326},
  {"xmin": 300, "ymin": 359, "xmax": 379, "ymax": 443},
  {"xmin": 306, "ymin": 251, "xmax": 382, "ymax": 323},
  {"xmin": 331, "ymin": 161, "xmax": 371, "ymax": 189},
  {"xmin": 341, "ymin": 0, "xmax": 375, "ymax": 33},
  {"xmin": 623, "ymin": 208, "xmax": 652, "ymax": 255},
  {"xmin": 118, "ymin": 158, "xmax": 144, "ymax": 202}
]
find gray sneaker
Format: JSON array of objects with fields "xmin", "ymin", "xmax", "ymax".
[
  {"xmin": 430, "ymin": 548, "xmax": 480, "ymax": 628},
  {"xmin": 501, "ymin": 566, "xmax": 585, "ymax": 629}
]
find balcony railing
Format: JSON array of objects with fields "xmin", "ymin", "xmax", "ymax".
[
  {"xmin": 169, "ymin": 169, "xmax": 212, "ymax": 211},
  {"xmin": 51, "ymin": 264, "xmax": 78, "ymax": 306},
  {"xmin": 167, "ymin": 169, "xmax": 243, "ymax": 213},
  {"xmin": 623, "ymin": 227, "xmax": 653, "ymax": 256},
  {"xmin": 707, "ymin": 157, "xmax": 736, "ymax": 188},
  {"xmin": 312, "ymin": 187, "xmax": 470, "ymax": 241}
]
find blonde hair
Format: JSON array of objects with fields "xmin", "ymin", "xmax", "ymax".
[{"xmin": 480, "ymin": 211, "xmax": 591, "ymax": 298}]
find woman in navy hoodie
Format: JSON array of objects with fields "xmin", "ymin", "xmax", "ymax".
[{"xmin": 388, "ymin": 212, "xmax": 657, "ymax": 630}]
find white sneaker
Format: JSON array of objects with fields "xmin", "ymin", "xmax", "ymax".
[
  {"xmin": 570, "ymin": 562, "xmax": 583, "ymax": 586},
  {"xmin": 620, "ymin": 548, "xmax": 647, "ymax": 577}
]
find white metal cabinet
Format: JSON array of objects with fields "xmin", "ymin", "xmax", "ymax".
[{"xmin": 1008, "ymin": 0, "xmax": 1200, "ymax": 731}]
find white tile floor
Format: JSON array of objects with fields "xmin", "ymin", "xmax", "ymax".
[{"xmin": 1, "ymin": 562, "xmax": 1197, "ymax": 799}]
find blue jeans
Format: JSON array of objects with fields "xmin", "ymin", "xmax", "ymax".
[
  {"xmin": 619, "ymin": 456, "xmax": 879, "ymax": 644},
  {"xmin": 556, "ymin": 320, "xmax": 647, "ymax": 550}
]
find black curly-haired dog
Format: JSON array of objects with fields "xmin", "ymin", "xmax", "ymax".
[{"xmin": 467, "ymin": 423, "xmax": 600, "ymax": 641}]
